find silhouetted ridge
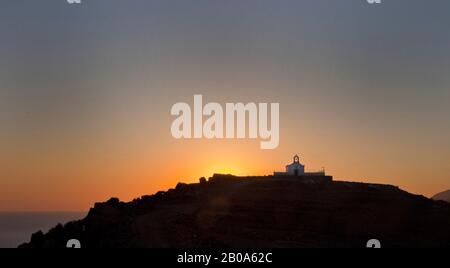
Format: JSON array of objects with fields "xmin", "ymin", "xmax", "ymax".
[{"xmin": 19, "ymin": 174, "xmax": 450, "ymax": 248}]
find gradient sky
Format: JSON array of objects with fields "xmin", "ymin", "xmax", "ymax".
[{"xmin": 1, "ymin": 0, "xmax": 450, "ymax": 211}]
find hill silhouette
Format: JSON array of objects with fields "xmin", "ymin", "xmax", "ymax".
[
  {"xmin": 432, "ymin": 190, "xmax": 450, "ymax": 203},
  {"xmin": 20, "ymin": 174, "xmax": 450, "ymax": 248}
]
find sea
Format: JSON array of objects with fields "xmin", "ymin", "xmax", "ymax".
[{"xmin": 0, "ymin": 212, "xmax": 86, "ymax": 248}]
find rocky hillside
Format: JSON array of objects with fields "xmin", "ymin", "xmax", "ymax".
[
  {"xmin": 432, "ymin": 190, "xmax": 450, "ymax": 203},
  {"xmin": 20, "ymin": 174, "xmax": 450, "ymax": 248}
]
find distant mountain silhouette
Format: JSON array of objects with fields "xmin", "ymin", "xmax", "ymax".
[
  {"xmin": 20, "ymin": 174, "xmax": 450, "ymax": 248},
  {"xmin": 432, "ymin": 190, "xmax": 450, "ymax": 203}
]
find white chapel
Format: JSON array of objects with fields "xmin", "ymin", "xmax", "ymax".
[{"xmin": 274, "ymin": 154, "xmax": 326, "ymax": 177}]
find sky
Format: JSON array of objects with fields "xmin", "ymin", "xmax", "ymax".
[{"xmin": 1, "ymin": 0, "xmax": 450, "ymax": 211}]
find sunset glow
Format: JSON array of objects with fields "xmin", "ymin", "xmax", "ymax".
[{"xmin": 1, "ymin": 0, "xmax": 450, "ymax": 212}]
